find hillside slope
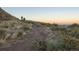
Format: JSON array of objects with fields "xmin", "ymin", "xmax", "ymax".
[
  {"xmin": 0, "ymin": 8, "xmax": 79, "ymax": 51},
  {"xmin": 0, "ymin": 8, "xmax": 19, "ymax": 21}
]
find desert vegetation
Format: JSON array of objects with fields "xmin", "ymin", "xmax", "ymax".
[
  {"xmin": 0, "ymin": 18, "xmax": 79, "ymax": 51},
  {"xmin": 0, "ymin": 8, "xmax": 79, "ymax": 51}
]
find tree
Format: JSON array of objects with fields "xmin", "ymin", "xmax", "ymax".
[
  {"xmin": 21, "ymin": 16, "xmax": 26, "ymax": 21},
  {"xmin": 23, "ymin": 18, "xmax": 26, "ymax": 21},
  {"xmin": 21, "ymin": 16, "xmax": 23, "ymax": 20}
]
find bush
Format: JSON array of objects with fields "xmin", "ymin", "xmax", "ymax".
[
  {"xmin": 17, "ymin": 32, "xmax": 23, "ymax": 37},
  {"xmin": 0, "ymin": 29, "xmax": 6, "ymax": 39},
  {"xmin": 32, "ymin": 40, "xmax": 47, "ymax": 51},
  {"xmin": 22, "ymin": 27, "xmax": 30, "ymax": 31},
  {"xmin": 0, "ymin": 25, "xmax": 8, "ymax": 28}
]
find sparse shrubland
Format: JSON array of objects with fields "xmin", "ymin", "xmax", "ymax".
[
  {"xmin": 31, "ymin": 23, "xmax": 79, "ymax": 51},
  {"xmin": 0, "ymin": 18, "xmax": 79, "ymax": 51},
  {"xmin": 1, "ymin": 8, "xmax": 79, "ymax": 50}
]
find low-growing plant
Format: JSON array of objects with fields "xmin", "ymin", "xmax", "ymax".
[
  {"xmin": 0, "ymin": 29, "xmax": 6, "ymax": 39},
  {"xmin": 32, "ymin": 40, "xmax": 47, "ymax": 51},
  {"xmin": 17, "ymin": 32, "xmax": 23, "ymax": 37}
]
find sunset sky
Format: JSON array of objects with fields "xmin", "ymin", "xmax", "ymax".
[{"xmin": 2, "ymin": 7, "xmax": 79, "ymax": 24}]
